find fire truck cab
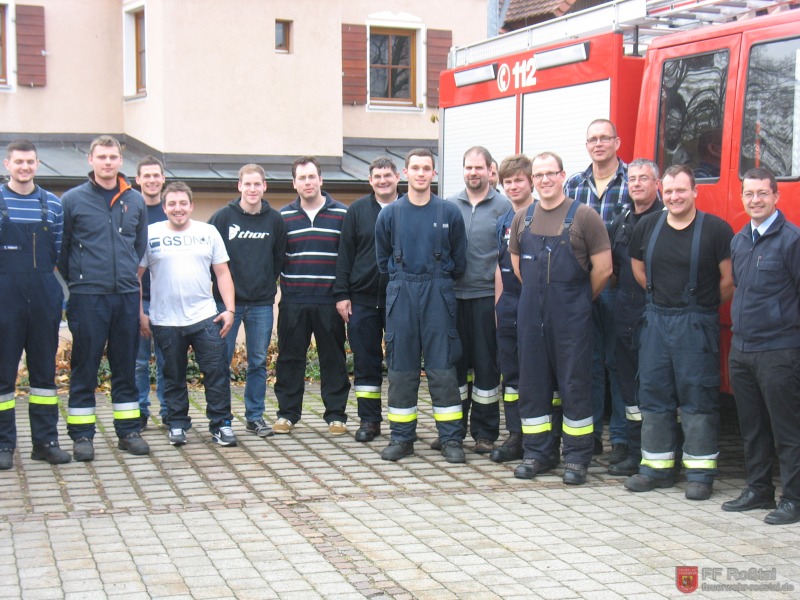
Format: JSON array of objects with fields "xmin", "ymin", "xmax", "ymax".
[{"xmin": 438, "ymin": 0, "xmax": 800, "ymax": 390}]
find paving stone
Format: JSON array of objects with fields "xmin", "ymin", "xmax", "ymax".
[{"xmin": 1, "ymin": 385, "xmax": 796, "ymax": 599}]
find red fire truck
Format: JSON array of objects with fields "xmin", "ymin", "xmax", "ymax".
[{"xmin": 438, "ymin": 0, "xmax": 800, "ymax": 390}]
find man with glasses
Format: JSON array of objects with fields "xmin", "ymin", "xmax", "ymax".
[
  {"xmin": 509, "ymin": 152, "xmax": 611, "ymax": 484},
  {"xmin": 606, "ymin": 159, "xmax": 663, "ymax": 477},
  {"xmin": 625, "ymin": 165, "xmax": 733, "ymax": 501},
  {"xmin": 723, "ymin": 167, "xmax": 800, "ymax": 524},
  {"xmin": 565, "ymin": 119, "xmax": 629, "ymax": 464}
]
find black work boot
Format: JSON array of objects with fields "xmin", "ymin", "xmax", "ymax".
[
  {"xmin": 514, "ymin": 458, "xmax": 553, "ymax": 479},
  {"xmin": 31, "ymin": 441, "xmax": 71, "ymax": 465},
  {"xmin": 118, "ymin": 432, "xmax": 150, "ymax": 455},
  {"xmin": 0, "ymin": 448, "xmax": 13, "ymax": 470},
  {"xmin": 441, "ymin": 439, "xmax": 466, "ymax": 464},
  {"xmin": 73, "ymin": 438, "xmax": 95, "ymax": 462},
  {"xmin": 490, "ymin": 432, "xmax": 523, "ymax": 463},
  {"xmin": 355, "ymin": 421, "xmax": 381, "ymax": 443},
  {"xmin": 381, "ymin": 440, "xmax": 413, "ymax": 461},
  {"xmin": 563, "ymin": 463, "xmax": 588, "ymax": 485},
  {"xmin": 608, "ymin": 455, "xmax": 640, "ymax": 476},
  {"xmin": 607, "ymin": 443, "xmax": 629, "ymax": 464}
]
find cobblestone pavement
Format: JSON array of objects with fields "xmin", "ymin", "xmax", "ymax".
[{"xmin": 1, "ymin": 383, "xmax": 798, "ymax": 600}]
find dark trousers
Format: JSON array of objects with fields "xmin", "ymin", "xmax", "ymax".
[
  {"xmin": 729, "ymin": 346, "xmax": 800, "ymax": 501},
  {"xmin": 274, "ymin": 303, "xmax": 350, "ymax": 424},
  {"xmin": 348, "ymin": 303, "xmax": 385, "ymax": 423},
  {"xmin": 616, "ymin": 329, "xmax": 642, "ymax": 457},
  {"xmin": 496, "ymin": 292, "xmax": 521, "ymax": 434},
  {"xmin": 66, "ymin": 292, "xmax": 141, "ymax": 440},
  {"xmin": 0, "ymin": 272, "xmax": 63, "ymax": 448},
  {"xmin": 153, "ymin": 316, "xmax": 233, "ymax": 432},
  {"xmin": 456, "ymin": 296, "xmax": 501, "ymax": 442},
  {"xmin": 638, "ymin": 306, "xmax": 720, "ymax": 485},
  {"xmin": 385, "ymin": 274, "xmax": 463, "ymax": 443}
]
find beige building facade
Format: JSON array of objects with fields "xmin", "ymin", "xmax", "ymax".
[{"xmin": 1, "ymin": 0, "xmax": 488, "ymax": 198}]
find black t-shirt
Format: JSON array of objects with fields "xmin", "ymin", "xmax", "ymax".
[{"xmin": 629, "ymin": 211, "xmax": 733, "ymax": 308}]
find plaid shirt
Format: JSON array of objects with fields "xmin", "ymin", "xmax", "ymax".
[{"xmin": 564, "ymin": 159, "xmax": 629, "ymax": 228}]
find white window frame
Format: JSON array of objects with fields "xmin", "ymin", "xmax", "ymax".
[
  {"xmin": 122, "ymin": 0, "xmax": 146, "ymax": 99},
  {"xmin": 0, "ymin": 1, "xmax": 18, "ymax": 91},
  {"xmin": 366, "ymin": 12, "xmax": 425, "ymax": 112}
]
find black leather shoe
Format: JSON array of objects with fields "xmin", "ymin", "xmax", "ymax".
[
  {"xmin": 624, "ymin": 473, "xmax": 674, "ymax": 492},
  {"xmin": 354, "ymin": 421, "xmax": 381, "ymax": 443},
  {"xmin": 765, "ymin": 499, "xmax": 800, "ymax": 525},
  {"xmin": 607, "ymin": 443, "xmax": 629, "ymax": 465},
  {"xmin": 140, "ymin": 414, "xmax": 149, "ymax": 431},
  {"xmin": 490, "ymin": 432, "xmax": 523, "ymax": 463},
  {"xmin": 514, "ymin": 458, "xmax": 553, "ymax": 479},
  {"xmin": 685, "ymin": 481, "xmax": 713, "ymax": 501},
  {"xmin": 593, "ymin": 437, "xmax": 603, "ymax": 455},
  {"xmin": 118, "ymin": 432, "xmax": 150, "ymax": 456},
  {"xmin": 73, "ymin": 438, "xmax": 95, "ymax": 462},
  {"xmin": 381, "ymin": 440, "xmax": 413, "ymax": 462},
  {"xmin": 441, "ymin": 440, "xmax": 466, "ymax": 464},
  {"xmin": 722, "ymin": 488, "xmax": 776, "ymax": 512},
  {"xmin": 0, "ymin": 449, "xmax": 13, "ymax": 470},
  {"xmin": 31, "ymin": 441, "xmax": 71, "ymax": 465},
  {"xmin": 608, "ymin": 455, "xmax": 639, "ymax": 476},
  {"xmin": 430, "ymin": 437, "xmax": 442, "ymax": 451},
  {"xmin": 563, "ymin": 463, "xmax": 588, "ymax": 485}
]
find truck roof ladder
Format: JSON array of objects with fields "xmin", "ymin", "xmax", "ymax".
[{"xmin": 449, "ymin": 0, "xmax": 799, "ymax": 68}]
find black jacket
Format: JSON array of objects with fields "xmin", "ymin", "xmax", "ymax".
[
  {"xmin": 333, "ymin": 193, "xmax": 388, "ymax": 308},
  {"xmin": 208, "ymin": 198, "xmax": 287, "ymax": 305},
  {"xmin": 58, "ymin": 173, "xmax": 147, "ymax": 295},
  {"xmin": 731, "ymin": 211, "xmax": 800, "ymax": 352}
]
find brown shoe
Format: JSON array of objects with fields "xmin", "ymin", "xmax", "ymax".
[
  {"xmin": 328, "ymin": 421, "xmax": 347, "ymax": 436},
  {"xmin": 473, "ymin": 439, "xmax": 494, "ymax": 454}
]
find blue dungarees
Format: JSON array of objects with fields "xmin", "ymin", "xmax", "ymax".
[
  {"xmin": 0, "ymin": 188, "xmax": 64, "ymax": 449},
  {"xmin": 517, "ymin": 200, "xmax": 594, "ymax": 465}
]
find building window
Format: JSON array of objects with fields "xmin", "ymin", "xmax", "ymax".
[
  {"xmin": 134, "ymin": 10, "xmax": 146, "ymax": 93},
  {"xmin": 0, "ymin": 4, "xmax": 7, "ymax": 84},
  {"xmin": 369, "ymin": 28, "xmax": 415, "ymax": 106},
  {"xmin": 276, "ymin": 20, "xmax": 291, "ymax": 53},
  {"xmin": 123, "ymin": 2, "xmax": 146, "ymax": 97}
]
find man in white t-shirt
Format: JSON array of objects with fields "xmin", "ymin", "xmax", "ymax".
[{"xmin": 138, "ymin": 182, "xmax": 238, "ymax": 447}]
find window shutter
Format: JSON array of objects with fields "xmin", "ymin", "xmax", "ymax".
[
  {"xmin": 426, "ymin": 29, "xmax": 451, "ymax": 108},
  {"xmin": 342, "ymin": 24, "xmax": 366, "ymax": 105},
  {"xmin": 16, "ymin": 5, "xmax": 46, "ymax": 87}
]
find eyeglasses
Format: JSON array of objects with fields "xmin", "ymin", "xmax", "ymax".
[
  {"xmin": 742, "ymin": 190, "xmax": 773, "ymax": 200},
  {"xmin": 628, "ymin": 176, "xmax": 653, "ymax": 184},
  {"xmin": 586, "ymin": 136, "xmax": 616, "ymax": 145},
  {"xmin": 532, "ymin": 171, "xmax": 562, "ymax": 181}
]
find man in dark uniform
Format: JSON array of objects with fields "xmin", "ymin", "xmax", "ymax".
[
  {"xmin": 509, "ymin": 152, "xmax": 612, "ymax": 485},
  {"xmin": 375, "ymin": 148, "xmax": 467, "ymax": 463},
  {"xmin": 607, "ymin": 159, "xmax": 663, "ymax": 477},
  {"xmin": 723, "ymin": 167, "xmax": 800, "ymax": 524},
  {"xmin": 626, "ymin": 165, "xmax": 733, "ymax": 501},
  {"xmin": 60, "ymin": 135, "xmax": 150, "ymax": 461},
  {"xmin": 334, "ymin": 157, "xmax": 399, "ymax": 442},
  {"xmin": 0, "ymin": 140, "xmax": 71, "ymax": 469}
]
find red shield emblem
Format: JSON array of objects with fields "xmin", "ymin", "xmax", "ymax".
[{"xmin": 676, "ymin": 566, "xmax": 699, "ymax": 593}]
